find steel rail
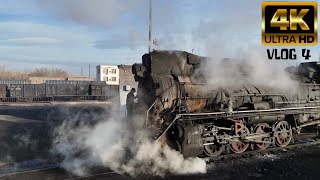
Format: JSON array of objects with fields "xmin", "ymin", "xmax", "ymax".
[
  {"xmin": 3, "ymin": 138, "xmax": 320, "ymax": 179},
  {"xmin": 203, "ymin": 137, "xmax": 320, "ymax": 162}
]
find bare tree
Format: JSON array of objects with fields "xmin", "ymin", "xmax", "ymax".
[
  {"xmin": 0, "ymin": 65, "xmax": 29, "ymax": 80},
  {"xmin": 28, "ymin": 67, "xmax": 69, "ymax": 78},
  {"xmin": 0, "ymin": 66, "xmax": 70, "ymax": 80}
]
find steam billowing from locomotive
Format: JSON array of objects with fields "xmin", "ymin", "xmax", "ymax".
[
  {"xmin": 199, "ymin": 51, "xmax": 297, "ymax": 91},
  {"xmin": 51, "ymin": 107, "xmax": 206, "ymax": 176}
]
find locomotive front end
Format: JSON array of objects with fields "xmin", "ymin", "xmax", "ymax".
[{"xmin": 132, "ymin": 51, "xmax": 208, "ymax": 138}]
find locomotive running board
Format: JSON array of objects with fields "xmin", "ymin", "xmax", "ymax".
[
  {"xmin": 156, "ymin": 106, "xmax": 320, "ymax": 141},
  {"xmin": 176, "ymin": 106, "xmax": 320, "ymax": 120}
]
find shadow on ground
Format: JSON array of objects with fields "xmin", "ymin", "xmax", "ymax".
[{"xmin": 0, "ymin": 104, "xmax": 112, "ymax": 163}]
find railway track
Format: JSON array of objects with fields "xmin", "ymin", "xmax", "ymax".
[
  {"xmin": 64, "ymin": 172, "xmax": 120, "ymax": 180},
  {"xmin": 1, "ymin": 136, "xmax": 320, "ymax": 179},
  {"xmin": 203, "ymin": 135, "xmax": 320, "ymax": 162},
  {"xmin": 0, "ymin": 166, "xmax": 119, "ymax": 180}
]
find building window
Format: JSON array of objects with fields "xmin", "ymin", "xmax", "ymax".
[
  {"xmin": 111, "ymin": 69, "xmax": 116, "ymax": 74},
  {"xmin": 103, "ymin": 68, "xmax": 108, "ymax": 75},
  {"xmin": 103, "ymin": 77, "xmax": 108, "ymax": 81},
  {"xmin": 111, "ymin": 77, "xmax": 116, "ymax": 81}
]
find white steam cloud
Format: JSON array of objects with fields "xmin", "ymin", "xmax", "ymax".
[
  {"xmin": 148, "ymin": 0, "xmax": 298, "ymax": 94},
  {"xmin": 199, "ymin": 48, "xmax": 298, "ymax": 93},
  {"xmin": 51, "ymin": 108, "xmax": 206, "ymax": 177}
]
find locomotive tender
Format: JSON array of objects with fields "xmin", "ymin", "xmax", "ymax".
[{"xmin": 132, "ymin": 50, "xmax": 320, "ymax": 157}]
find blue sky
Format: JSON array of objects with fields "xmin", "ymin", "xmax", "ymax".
[{"xmin": 0, "ymin": 0, "xmax": 319, "ymax": 75}]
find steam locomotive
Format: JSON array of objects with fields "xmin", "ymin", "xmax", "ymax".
[{"xmin": 132, "ymin": 50, "xmax": 320, "ymax": 157}]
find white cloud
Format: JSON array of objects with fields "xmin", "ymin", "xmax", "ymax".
[
  {"xmin": 0, "ymin": 0, "xmax": 42, "ymax": 16},
  {"xmin": 1, "ymin": 0, "xmax": 315, "ymax": 75},
  {"xmin": 0, "ymin": 21, "xmax": 145, "ymax": 75},
  {"xmin": 0, "ymin": 37, "xmax": 61, "ymax": 45},
  {"xmin": 0, "ymin": 21, "xmax": 93, "ymax": 45},
  {"xmin": 36, "ymin": 0, "xmax": 144, "ymax": 27}
]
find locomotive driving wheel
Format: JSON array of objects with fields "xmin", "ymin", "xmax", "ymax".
[
  {"xmin": 204, "ymin": 141, "xmax": 224, "ymax": 157},
  {"xmin": 274, "ymin": 121, "xmax": 293, "ymax": 147},
  {"xmin": 254, "ymin": 123, "xmax": 272, "ymax": 150},
  {"xmin": 230, "ymin": 124, "xmax": 250, "ymax": 153}
]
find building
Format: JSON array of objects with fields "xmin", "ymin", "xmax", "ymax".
[
  {"xmin": 95, "ymin": 64, "xmax": 137, "ymax": 111},
  {"xmin": 96, "ymin": 65, "xmax": 119, "ymax": 85},
  {"xmin": 118, "ymin": 65, "xmax": 138, "ymax": 108}
]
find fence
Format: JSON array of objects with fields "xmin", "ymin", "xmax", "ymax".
[
  {"xmin": 7, "ymin": 84, "xmax": 119, "ymax": 98},
  {"xmin": 0, "ymin": 80, "xmax": 31, "ymax": 86},
  {"xmin": 0, "ymin": 95, "xmax": 115, "ymax": 103},
  {"xmin": 0, "ymin": 83, "xmax": 120, "ymax": 104},
  {"xmin": 44, "ymin": 80, "xmax": 106, "ymax": 85}
]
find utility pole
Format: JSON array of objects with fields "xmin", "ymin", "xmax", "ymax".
[
  {"xmin": 148, "ymin": 0, "xmax": 152, "ymax": 53},
  {"xmin": 88, "ymin": 64, "xmax": 91, "ymax": 78}
]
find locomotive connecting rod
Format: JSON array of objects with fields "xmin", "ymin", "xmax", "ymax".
[
  {"xmin": 243, "ymin": 133, "xmax": 271, "ymax": 141},
  {"xmin": 203, "ymin": 133, "xmax": 272, "ymax": 145}
]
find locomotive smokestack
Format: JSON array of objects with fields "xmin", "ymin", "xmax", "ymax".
[{"xmin": 148, "ymin": 0, "xmax": 152, "ymax": 53}]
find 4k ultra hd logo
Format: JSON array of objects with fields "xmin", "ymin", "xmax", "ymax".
[{"xmin": 262, "ymin": 2, "xmax": 318, "ymax": 46}]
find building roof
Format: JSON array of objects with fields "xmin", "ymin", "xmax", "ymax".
[
  {"xmin": 96, "ymin": 65, "xmax": 118, "ymax": 68},
  {"xmin": 118, "ymin": 64, "xmax": 132, "ymax": 69}
]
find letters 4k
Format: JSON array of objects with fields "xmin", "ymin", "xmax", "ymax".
[{"xmin": 262, "ymin": 2, "xmax": 318, "ymax": 46}]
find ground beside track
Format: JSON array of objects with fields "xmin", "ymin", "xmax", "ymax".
[
  {"xmin": 1, "ymin": 105, "xmax": 320, "ymax": 180},
  {"xmin": 1, "ymin": 144, "xmax": 320, "ymax": 180},
  {"xmin": 0, "ymin": 104, "xmax": 112, "ymax": 162}
]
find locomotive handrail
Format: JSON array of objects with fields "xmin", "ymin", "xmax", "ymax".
[
  {"xmin": 231, "ymin": 106, "xmax": 320, "ymax": 113},
  {"xmin": 232, "ymin": 93, "xmax": 284, "ymax": 97},
  {"xmin": 156, "ymin": 115, "xmax": 181, "ymax": 141},
  {"xmin": 278, "ymin": 101, "xmax": 320, "ymax": 104},
  {"xmin": 145, "ymin": 81, "xmax": 178, "ymax": 127},
  {"xmin": 178, "ymin": 106, "xmax": 320, "ymax": 117},
  {"xmin": 146, "ymin": 98, "xmax": 159, "ymax": 127}
]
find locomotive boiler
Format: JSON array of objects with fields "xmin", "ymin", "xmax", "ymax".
[{"xmin": 132, "ymin": 50, "xmax": 320, "ymax": 157}]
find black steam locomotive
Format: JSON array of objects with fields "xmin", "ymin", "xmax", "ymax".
[{"xmin": 133, "ymin": 50, "xmax": 320, "ymax": 157}]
